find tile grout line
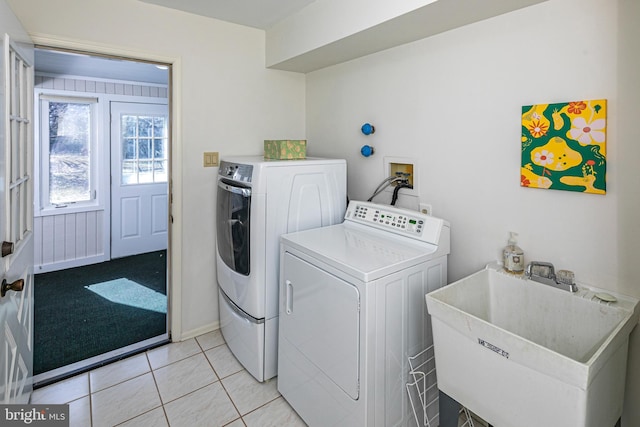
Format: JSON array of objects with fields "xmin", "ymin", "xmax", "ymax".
[
  {"xmin": 90, "ymin": 372, "xmax": 151, "ymax": 395},
  {"xmin": 198, "ymin": 333, "xmax": 286, "ymax": 426},
  {"xmin": 153, "ymin": 343, "xmax": 172, "ymax": 427},
  {"xmin": 240, "ymin": 395, "xmax": 284, "ymax": 422},
  {"xmin": 201, "ymin": 342, "xmax": 245, "ymax": 426},
  {"xmin": 148, "ymin": 350, "xmax": 168, "ymax": 420},
  {"xmin": 38, "ymin": 333, "xmax": 299, "ymax": 427},
  {"xmin": 110, "ymin": 351, "xmax": 165, "ymax": 427},
  {"xmin": 87, "ymin": 373, "xmax": 94, "ymax": 427},
  {"xmin": 150, "ymin": 342, "xmax": 237, "ymax": 425},
  {"xmin": 108, "ymin": 338, "xmax": 204, "ymax": 425}
]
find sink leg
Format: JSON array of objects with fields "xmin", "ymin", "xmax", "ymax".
[
  {"xmin": 474, "ymin": 415, "xmax": 616, "ymax": 427},
  {"xmin": 436, "ymin": 393, "xmax": 620, "ymax": 427},
  {"xmin": 438, "ymin": 390, "xmax": 460, "ymax": 427}
]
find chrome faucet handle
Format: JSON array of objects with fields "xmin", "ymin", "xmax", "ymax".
[
  {"xmin": 556, "ymin": 269, "xmax": 575, "ymax": 285},
  {"xmin": 526, "ymin": 261, "xmax": 555, "ymax": 279},
  {"xmin": 557, "ymin": 270, "xmax": 578, "ymax": 292}
]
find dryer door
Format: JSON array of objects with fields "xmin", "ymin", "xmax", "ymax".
[{"xmin": 281, "ymin": 252, "xmax": 360, "ymax": 399}]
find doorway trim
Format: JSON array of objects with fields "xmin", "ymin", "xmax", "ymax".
[{"xmin": 31, "ymin": 34, "xmax": 184, "ymax": 341}]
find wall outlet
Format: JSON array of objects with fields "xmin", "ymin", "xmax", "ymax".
[{"xmin": 419, "ymin": 203, "xmax": 432, "ymax": 216}]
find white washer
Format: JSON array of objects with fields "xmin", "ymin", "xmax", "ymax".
[
  {"xmin": 216, "ymin": 156, "xmax": 346, "ymax": 382},
  {"xmin": 278, "ymin": 200, "xmax": 450, "ymax": 426}
]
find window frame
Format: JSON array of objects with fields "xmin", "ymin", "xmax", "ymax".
[
  {"xmin": 36, "ymin": 92, "xmax": 100, "ymax": 214},
  {"xmin": 119, "ymin": 111, "xmax": 168, "ymax": 186}
]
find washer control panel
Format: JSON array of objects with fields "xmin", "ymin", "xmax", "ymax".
[
  {"xmin": 219, "ymin": 160, "xmax": 254, "ymax": 183},
  {"xmin": 345, "ymin": 201, "xmax": 445, "ymax": 245}
]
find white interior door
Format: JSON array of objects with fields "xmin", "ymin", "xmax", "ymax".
[
  {"xmin": 110, "ymin": 102, "xmax": 168, "ymax": 259},
  {"xmin": 0, "ymin": 34, "xmax": 34, "ymax": 404}
]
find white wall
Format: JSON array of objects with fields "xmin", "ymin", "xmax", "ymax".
[
  {"xmin": 0, "ymin": 0, "xmax": 29, "ymax": 45},
  {"xmin": 6, "ymin": 0, "xmax": 306, "ymax": 338},
  {"xmin": 307, "ymin": 0, "xmax": 619, "ymax": 286},
  {"xmin": 305, "ymin": 0, "xmax": 640, "ymax": 421}
]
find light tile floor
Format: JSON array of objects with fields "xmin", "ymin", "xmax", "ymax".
[{"xmin": 30, "ymin": 330, "xmax": 307, "ymax": 427}]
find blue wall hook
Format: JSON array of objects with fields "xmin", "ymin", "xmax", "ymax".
[
  {"xmin": 360, "ymin": 145, "xmax": 375, "ymax": 157},
  {"xmin": 361, "ymin": 123, "xmax": 375, "ymax": 135}
]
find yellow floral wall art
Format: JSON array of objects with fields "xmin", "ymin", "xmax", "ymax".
[{"xmin": 521, "ymin": 99, "xmax": 606, "ymax": 194}]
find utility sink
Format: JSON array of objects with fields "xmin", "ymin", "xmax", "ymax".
[{"xmin": 425, "ymin": 263, "xmax": 639, "ymax": 427}]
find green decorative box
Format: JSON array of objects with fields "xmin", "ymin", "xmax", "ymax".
[{"xmin": 264, "ymin": 140, "xmax": 307, "ymax": 159}]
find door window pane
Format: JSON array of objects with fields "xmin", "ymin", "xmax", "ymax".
[
  {"xmin": 48, "ymin": 102, "xmax": 92, "ymax": 205},
  {"xmin": 123, "ymin": 115, "xmax": 137, "ymax": 137},
  {"xmin": 120, "ymin": 113, "xmax": 168, "ymax": 185},
  {"xmin": 7, "ymin": 43, "xmax": 33, "ymax": 248}
]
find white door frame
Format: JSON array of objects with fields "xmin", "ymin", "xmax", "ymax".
[{"xmin": 30, "ymin": 36, "xmax": 184, "ymax": 341}]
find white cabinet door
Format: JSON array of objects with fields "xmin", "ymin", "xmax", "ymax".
[
  {"xmin": 110, "ymin": 102, "xmax": 168, "ymax": 258},
  {"xmin": 0, "ymin": 33, "xmax": 34, "ymax": 404}
]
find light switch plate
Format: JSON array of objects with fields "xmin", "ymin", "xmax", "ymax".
[{"xmin": 204, "ymin": 152, "xmax": 219, "ymax": 167}]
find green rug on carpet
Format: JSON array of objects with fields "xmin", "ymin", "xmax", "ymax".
[{"xmin": 34, "ymin": 250, "xmax": 167, "ymax": 375}]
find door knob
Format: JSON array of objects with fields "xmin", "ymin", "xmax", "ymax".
[
  {"xmin": 1, "ymin": 278, "xmax": 24, "ymax": 297},
  {"xmin": 1, "ymin": 241, "xmax": 14, "ymax": 257}
]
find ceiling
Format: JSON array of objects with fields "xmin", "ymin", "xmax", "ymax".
[
  {"xmin": 35, "ymin": 49, "xmax": 169, "ymax": 85},
  {"xmin": 35, "ymin": 0, "xmax": 549, "ymax": 77},
  {"xmin": 35, "ymin": 0, "xmax": 316, "ymax": 82},
  {"xmin": 138, "ymin": 0, "xmax": 316, "ymax": 30}
]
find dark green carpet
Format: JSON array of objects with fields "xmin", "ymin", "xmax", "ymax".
[{"xmin": 34, "ymin": 250, "xmax": 167, "ymax": 374}]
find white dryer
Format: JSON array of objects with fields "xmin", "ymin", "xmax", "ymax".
[
  {"xmin": 216, "ymin": 156, "xmax": 346, "ymax": 382},
  {"xmin": 278, "ymin": 200, "xmax": 450, "ymax": 426}
]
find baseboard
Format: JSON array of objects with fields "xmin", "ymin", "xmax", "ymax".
[
  {"xmin": 35, "ymin": 254, "xmax": 108, "ymax": 274},
  {"xmin": 178, "ymin": 321, "xmax": 220, "ymax": 341}
]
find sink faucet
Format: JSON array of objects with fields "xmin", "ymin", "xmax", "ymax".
[{"xmin": 525, "ymin": 261, "xmax": 578, "ymax": 293}]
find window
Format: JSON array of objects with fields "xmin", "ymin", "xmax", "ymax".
[
  {"xmin": 121, "ymin": 113, "xmax": 168, "ymax": 184},
  {"xmin": 39, "ymin": 95, "xmax": 98, "ymax": 208}
]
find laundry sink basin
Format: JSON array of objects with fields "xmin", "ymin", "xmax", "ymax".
[{"xmin": 425, "ymin": 264, "xmax": 639, "ymax": 427}]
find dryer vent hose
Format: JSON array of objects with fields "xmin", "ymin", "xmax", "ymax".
[{"xmin": 391, "ymin": 182, "xmax": 413, "ymax": 206}]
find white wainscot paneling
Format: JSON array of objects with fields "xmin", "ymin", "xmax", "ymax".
[{"xmin": 34, "ymin": 210, "xmax": 107, "ymax": 273}]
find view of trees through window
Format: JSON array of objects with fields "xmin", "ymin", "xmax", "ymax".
[
  {"xmin": 48, "ymin": 101, "xmax": 92, "ymax": 205},
  {"xmin": 121, "ymin": 114, "xmax": 168, "ymax": 185}
]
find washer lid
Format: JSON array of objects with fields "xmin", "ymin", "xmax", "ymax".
[{"xmin": 281, "ymin": 222, "xmax": 439, "ymax": 282}]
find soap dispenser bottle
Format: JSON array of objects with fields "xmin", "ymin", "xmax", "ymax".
[{"xmin": 503, "ymin": 232, "xmax": 524, "ymax": 274}]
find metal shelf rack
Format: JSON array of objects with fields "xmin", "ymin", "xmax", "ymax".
[{"xmin": 406, "ymin": 345, "xmax": 475, "ymax": 427}]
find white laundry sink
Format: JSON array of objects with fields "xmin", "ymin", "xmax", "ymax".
[{"xmin": 425, "ymin": 264, "xmax": 639, "ymax": 427}]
